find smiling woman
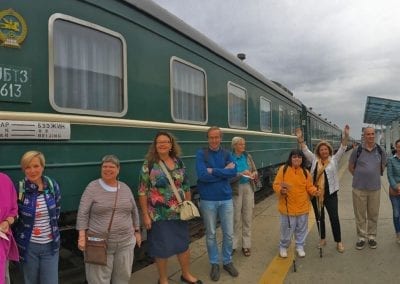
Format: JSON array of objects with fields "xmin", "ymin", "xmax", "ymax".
[
  {"xmin": 138, "ymin": 131, "xmax": 202, "ymax": 284},
  {"xmin": 76, "ymin": 154, "xmax": 141, "ymax": 284},
  {"xmin": 13, "ymin": 151, "xmax": 62, "ymax": 284}
]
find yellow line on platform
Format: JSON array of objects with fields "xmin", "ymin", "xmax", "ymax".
[
  {"xmin": 258, "ymin": 210, "xmax": 316, "ymax": 284},
  {"xmin": 259, "ymin": 157, "xmax": 348, "ymax": 284}
]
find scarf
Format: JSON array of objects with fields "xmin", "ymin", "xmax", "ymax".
[{"xmin": 315, "ymin": 159, "xmax": 329, "ymax": 207}]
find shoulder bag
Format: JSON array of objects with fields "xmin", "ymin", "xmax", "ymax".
[
  {"xmin": 84, "ymin": 183, "xmax": 119, "ymax": 266},
  {"xmin": 159, "ymin": 161, "xmax": 200, "ymax": 221}
]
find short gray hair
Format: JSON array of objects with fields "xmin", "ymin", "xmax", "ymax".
[
  {"xmin": 231, "ymin": 136, "xmax": 245, "ymax": 149},
  {"xmin": 101, "ymin": 154, "xmax": 120, "ymax": 167}
]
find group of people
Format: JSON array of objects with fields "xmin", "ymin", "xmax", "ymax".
[
  {"xmin": 135, "ymin": 127, "xmax": 258, "ymax": 283},
  {"xmin": 2, "ymin": 124, "xmax": 397, "ymax": 283},
  {"xmin": 1, "ymin": 151, "xmax": 62, "ymax": 284},
  {"xmin": 273, "ymin": 124, "xmax": 397, "ymax": 261},
  {"xmin": 273, "ymin": 125, "xmax": 349, "ymax": 258}
]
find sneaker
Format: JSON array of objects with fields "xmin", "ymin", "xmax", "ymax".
[
  {"xmin": 356, "ymin": 239, "xmax": 366, "ymax": 250},
  {"xmin": 296, "ymin": 247, "xmax": 306, "ymax": 258},
  {"xmin": 223, "ymin": 262, "xmax": 239, "ymax": 277},
  {"xmin": 368, "ymin": 239, "xmax": 377, "ymax": 249},
  {"xmin": 210, "ymin": 264, "xmax": 220, "ymax": 281},
  {"xmin": 279, "ymin": 247, "xmax": 288, "ymax": 258}
]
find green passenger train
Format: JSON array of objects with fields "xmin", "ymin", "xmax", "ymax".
[{"xmin": 0, "ymin": 0, "xmax": 342, "ymax": 251}]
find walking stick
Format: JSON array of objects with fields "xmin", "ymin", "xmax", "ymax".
[
  {"xmin": 285, "ymin": 195, "xmax": 296, "ymax": 272},
  {"xmin": 317, "ymin": 196, "xmax": 323, "ymax": 258}
]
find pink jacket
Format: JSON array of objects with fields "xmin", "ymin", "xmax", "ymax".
[{"xmin": 0, "ymin": 173, "xmax": 19, "ymax": 266}]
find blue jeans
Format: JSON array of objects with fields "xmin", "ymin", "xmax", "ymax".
[
  {"xmin": 22, "ymin": 242, "xmax": 59, "ymax": 284},
  {"xmin": 200, "ymin": 199, "xmax": 234, "ymax": 265},
  {"xmin": 389, "ymin": 195, "xmax": 400, "ymax": 234}
]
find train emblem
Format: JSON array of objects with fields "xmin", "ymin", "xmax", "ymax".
[{"xmin": 0, "ymin": 9, "xmax": 28, "ymax": 48}]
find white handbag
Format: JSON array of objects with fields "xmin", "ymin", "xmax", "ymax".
[{"xmin": 159, "ymin": 161, "xmax": 200, "ymax": 221}]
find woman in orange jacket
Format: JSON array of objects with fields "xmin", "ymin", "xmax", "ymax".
[{"xmin": 273, "ymin": 149, "xmax": 319, "ymax": 258}]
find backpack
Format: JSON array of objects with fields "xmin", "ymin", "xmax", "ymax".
[
  {"xmin": 18, "ymin": 176, "xmax": 55, "ymax": 202},
  {"xmin": 354, "ymin": 144, "xmax": 384, "ymax": 175}
]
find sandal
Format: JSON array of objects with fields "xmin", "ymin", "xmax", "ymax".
[
  {"xmin": 318, "ymin": 239, "xmax": 327, "ymax": 248},
  {"xmin": 242, "ymin": 248, "xmax": 251, "ymax": 257},
  {"xmin": 337, "ymin": 242, "xmax": 345, "ymax": 253}
]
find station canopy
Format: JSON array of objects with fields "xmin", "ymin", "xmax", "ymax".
[{"xmin": 364, "ymin": 96, "xmax": 400, "ymax": 125}]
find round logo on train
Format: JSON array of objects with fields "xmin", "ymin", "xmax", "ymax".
[{"xmin": 0, "ymin": 9, "xmax": 28, "ymax": 48}]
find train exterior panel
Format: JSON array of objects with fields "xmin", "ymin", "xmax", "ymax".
[{"xmin": 0, "ymin": 0, "xmax": 340, "ymax": 230}]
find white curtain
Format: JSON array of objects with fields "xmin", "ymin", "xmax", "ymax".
[
  {"xmin": 172, "ymin": 61, "xmax": 205, "ymax": 122},
  {"xmin": 228, "ymin": 84, "xmax": 247, "ymax": 127},
  {"xmin": 53, "ymin": 19, "xmax": 123, "ymax": 112}
]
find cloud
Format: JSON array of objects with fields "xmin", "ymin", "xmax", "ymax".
[{"xmin": 152, "ymin": 0, "xmax": 400, "ymax": 139}]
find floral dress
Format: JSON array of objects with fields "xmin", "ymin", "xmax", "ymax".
[{"xmin": 138, "ymin": 158, "xmax": 190, "ymax": 221}]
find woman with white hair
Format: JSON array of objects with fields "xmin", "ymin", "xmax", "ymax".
[
  {"xmin": 230, "ymin": 136, "xmax": 258, "ymax": 257},
  {"xmin": 296, "ymin": 125, "xmax": 349, "ymax": 253}
]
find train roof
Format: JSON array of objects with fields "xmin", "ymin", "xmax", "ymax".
[{"xmin": 122, "ymin": 0, "xmax": 299, "ymax": 105}]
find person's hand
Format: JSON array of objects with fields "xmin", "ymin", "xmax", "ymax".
[
  {"xmin": 295, "ymin": 128, "xmax": 304, "ymax": 143},
  {"xmin": 225, "ymin": 162, "xmax": 235, "ymax": 169},
  {"xmin": 241, "ymin": 170, "xmax": 251, "ymax": 177},
  {"xmin": 0, "ymin": 220, "xmax": 9, "ymax": 233},
  {"xmin": 78, "ymin": 237, "xmax": 85, "ymax": 251},
  {"xmin": 134, "ymin": 231, "xmax": 142, "ymax": 248},
  {"xmin": 344, "ymin": 124, "xmax": 350, "ymax": 138},
  {"xmin": 207, "ymin": 168, "xmax": 213, "ymax": 174},
  {"xmin": 280, "ymin": 182, "xmax": 289, "ymax": 195},
  {"xmin": 143, "ymin": 214, "xmax": 152, "ymax": 230}
]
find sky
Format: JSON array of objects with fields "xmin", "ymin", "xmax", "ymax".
[{"xmin": 152, "ymin": 0, "xmax": 400, "ymax": 139}]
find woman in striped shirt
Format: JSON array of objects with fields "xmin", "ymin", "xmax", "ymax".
[{"xmin": 13, "ymin": 151, "xmax": 61, "ymax": 284}]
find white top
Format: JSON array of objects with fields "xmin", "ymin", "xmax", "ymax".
[
  {"xmin": 31, "ymin": 194, "xmax": 52, "ymax": 244},
  {"xmin": 303, "ymin": 144, "xmax": 347, "ymax": 194}
]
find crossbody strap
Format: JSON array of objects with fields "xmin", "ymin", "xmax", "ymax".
[
  {"xmin": 107, "ymin": 183, "xmax": 119, "ymax": 235},
  {"xmin": 159, "ymin": 161, "xmax": 183, "ymax": 204}
]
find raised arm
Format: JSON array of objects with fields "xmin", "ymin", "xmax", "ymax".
[
  {"xmin": 295, "ymin": 127, "xmax": 306, "ymax": 150},
  {"xmin": 342, "ymin": 124, "xmax": 350, "ymax": 147}
]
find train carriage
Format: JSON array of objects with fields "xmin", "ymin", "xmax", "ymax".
[{"xmin": 0, "ymin": 0, "xmax": 342, "ymax": 272}]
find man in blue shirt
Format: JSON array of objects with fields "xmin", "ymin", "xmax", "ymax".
[{"xmin": 196, "ymin": 126, "xmax": 238, "ymax": 281}]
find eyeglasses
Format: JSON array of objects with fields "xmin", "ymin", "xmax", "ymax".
[{"xmin": 156, "ymin": 141, "xmax": 171, "ymax": 145}]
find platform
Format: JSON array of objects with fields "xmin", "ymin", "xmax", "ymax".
[{"xmin": 131, "ymin": 151, "xmax": 400, "ymax": 283}]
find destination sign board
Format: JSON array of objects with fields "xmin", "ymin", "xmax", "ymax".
[{"xmin": 0, "ymin": 120, "xmax": 70, "ymax": 140}]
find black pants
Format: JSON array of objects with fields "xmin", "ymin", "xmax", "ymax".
[{"xmin": 311, "ymin": 191, "xmax": 341, "ymax": 242}]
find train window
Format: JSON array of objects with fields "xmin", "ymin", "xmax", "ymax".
[
  {"xmin": 279, "ymin": 105, "xmax": 284, "ymax": 133},
  {"xmin": 260, "ymin": 97, "xmax": 272, "ymax": 132},
  {"xmin": 170, "ymin": 57, "xmax": 207, "ymax": 124},
  {"xmin": 228, "ymin": 82, "xmax": 248, "ymax": 129},
  {"xmin": 290, "ymin": 111, "xmax": 295, "ymax": 135},
  {"xmin": 49, "ymin": 14, "xmax": 127, "ymax": 117}
]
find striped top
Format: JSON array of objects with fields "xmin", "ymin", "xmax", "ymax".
[
  {"xmin": 31, "ymin": 194, "xmax": 52, "ymax": 244},
  {"xmin": 76, "ymin": 179, "xmax": 140, "ymax": 243}
]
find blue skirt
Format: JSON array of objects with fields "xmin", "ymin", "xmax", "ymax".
[{"xmin": 148, "ymin": 219, "xmax": 189, "ymax": 258}]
